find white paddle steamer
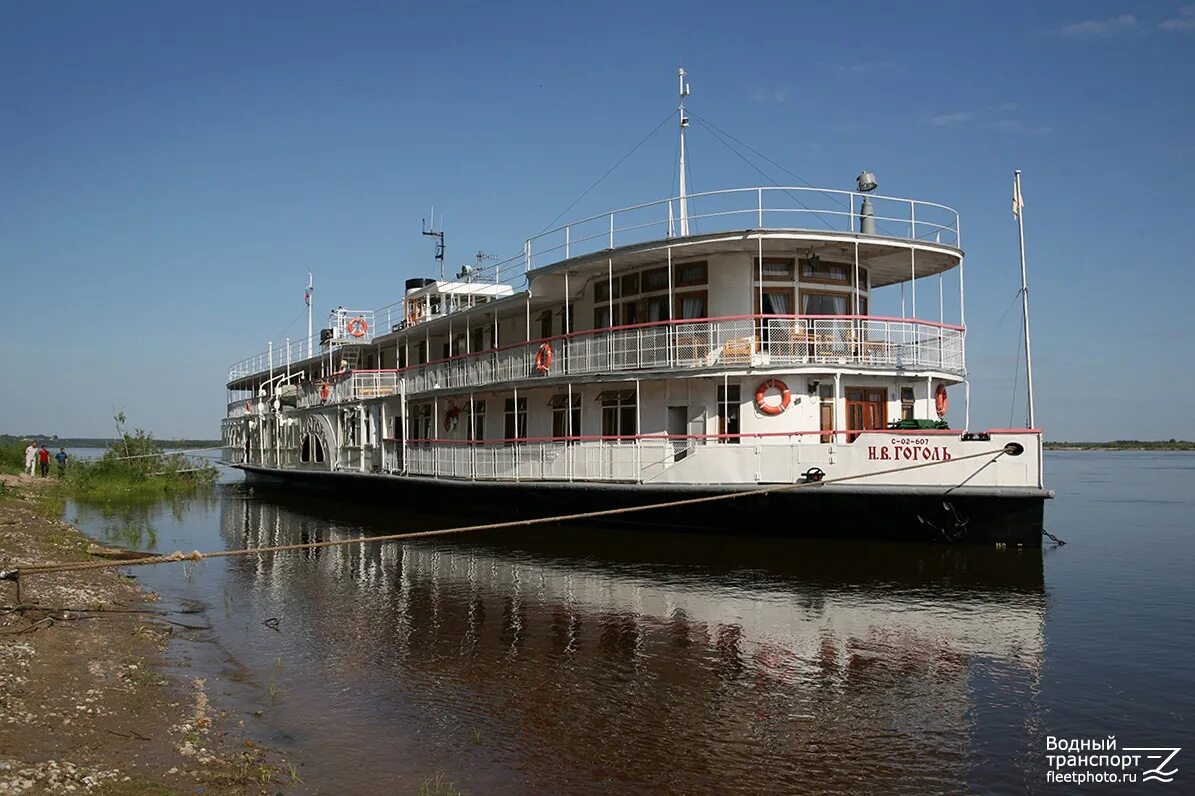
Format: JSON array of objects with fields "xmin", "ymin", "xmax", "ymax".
[{"xmin": 222, "ymin": 72, "xmax": 1049, "ymax": 544}]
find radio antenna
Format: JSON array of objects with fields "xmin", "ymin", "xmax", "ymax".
[{"xmin": 422, "ymin": 209, "xmax": 446, "ymax": 280}]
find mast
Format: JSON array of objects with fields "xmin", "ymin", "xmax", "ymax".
[
  {"xmin": 305, "ymin": 272, "xmax": 313, "ymax": 359},
  {"xmin": 1013, "ymin": 170, "xmax": 1036, "ymax": 428},
  {"xmin": 677, "ymin": 67, "xmax": 691, "ymax": 237}
]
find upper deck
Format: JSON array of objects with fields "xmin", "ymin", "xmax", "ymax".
[{"xmin": 227, "ymin": 184, "xmax": 963, "ymax": 386}]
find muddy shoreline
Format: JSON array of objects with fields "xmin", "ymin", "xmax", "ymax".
[{"xmin": 0, "ymin": 475, "xmax": 301, "ymax": 794}]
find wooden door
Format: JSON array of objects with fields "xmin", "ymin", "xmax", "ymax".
[{"xmin": 845, "ymin": 388, "xmax": 887, "ymax": 443}]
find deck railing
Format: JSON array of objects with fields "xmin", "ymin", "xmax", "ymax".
[
  {"xmin": 249, "ymin": 315, "xmax": 962, "ymax": 410},
  {"xmin": 399, "ymin": 438, "xmax": 694, "ymax": 482},
  {"xmin": 399, "ymin": 315, "xmax": 964, "ymax": 397}
]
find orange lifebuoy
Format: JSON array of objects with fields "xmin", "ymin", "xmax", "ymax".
[
  {"xmin": 346, "ymin": 316, "xmax": 368, "ymax": 338},
  {"xmin": 535, "ymin": 342, "xmax": 553, "ymax": 374},
  {"xmin": 935, "ymin": 383, "xmax": 949, "ymax": 418},
  {"xmin": 754, "ymin": 379, "xmax": 791, "ymax": 416},
  {"xmin": 319, "ymin": 382, "xmax": 330, "ymax": 401}
]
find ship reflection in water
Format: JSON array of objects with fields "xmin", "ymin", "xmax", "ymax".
[{"xmin": 217, "ymin": 487, "xmax": 1045, "ymax": 795}]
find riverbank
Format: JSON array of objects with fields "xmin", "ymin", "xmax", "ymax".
[{"xmin": 0, "ymin": 474, "xmax": 299, "ymax": 794}]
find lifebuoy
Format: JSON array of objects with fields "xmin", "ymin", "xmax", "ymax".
[
  {"xmin": 319, "ymin": 382, "xmax": 330, "ymax": 401},
  {"xmin": 754, "ymin": 379, "xmax": 792, "ymax": 416},
  {"xmin": 444, "ymin": 407, "xmax": 460, "ymax": 432},
  {"xmin": 535, "ymin": 341, "xmax": 553, "ymax": 374},
  {"xmin": 347, "ymin": 316, "xmax": 369, "ymax": 338},
  {"xmin": 935, "ymin": 383, "xmax": 949, "ymax": 418}
]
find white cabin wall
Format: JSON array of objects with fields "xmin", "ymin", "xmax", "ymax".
[{"xmin": 707, "ymin": 253, "xmax": 753, "ymax": 317}]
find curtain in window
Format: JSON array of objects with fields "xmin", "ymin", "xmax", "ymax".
[
  {"xmin": 803, "ymin": 293, "xmax": 848, "ymax": 315},
  {"xmin": 763, "ymin": 292, "xmax": 791, "ymax": 314},
  {"xmin": 680, "ymin": 295, "xmax": 705, "ymax": 319}
]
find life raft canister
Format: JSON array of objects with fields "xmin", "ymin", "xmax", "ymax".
[
  {"xmin": 535, "ymin": 341, "xmax": 554, "ymax": 374},
  {"xmin": 754, "ymin": 378, "xmax": 792, "ymax": 416},
  {"xmin": 935, "ymin": 383, "xmax": 949, "ymax": 418},
  {"xmin": 346, "ymin": 316, "xmax": 369, "ymax": 338},
  {"xmin": 444, "ymin": 407, "xmax": 460, "ymax": 432}
]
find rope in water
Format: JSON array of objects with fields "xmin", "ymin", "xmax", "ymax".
[{"xmin": 6, "ymin": 446, "xmax": 1014, "ymax": 578}]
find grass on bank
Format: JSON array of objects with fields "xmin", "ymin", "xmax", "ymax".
[{"xmin": 1, "ymin": 429, "xmax": 218, "ymax": 503}]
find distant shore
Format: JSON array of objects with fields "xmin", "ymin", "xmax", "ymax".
[
  {"xmin": 1, "ymin": 435, "xmax": 221, "ymax": 450},
  {"xmin": 1044, "ymin": 440, "xmax": 1194, "ymax": 451}
]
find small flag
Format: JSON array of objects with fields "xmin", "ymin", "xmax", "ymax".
[
  {"xmin": 304, "ymin": 286, "xmax": 311, "ymax": 307},
  {"xmin": 1012, "ymin": 176, "xmax": 1024, "ymax": 219}
]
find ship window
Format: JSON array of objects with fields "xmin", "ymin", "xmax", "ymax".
[
  {"xmin": 600, "ymin": 392, "xmax": 637, "ymax": 437},
  {"xmin": 675, "ymin": 261, "xmax": 708, "ymax": 287},
  {"xmin": 300, "ymin": 434, "xmax": 311, "ymax": 463},
  {"xmin": 621, "ymin": 273, "xmax": 640, "ymax": 297},
  {"xmin": 596, "ymin": 279, "xmax": 620, "ymax": 303},
  {"xmin": 857, "ymin": 294, "xmax": 869, "ymax": 316},
  {"xmin": 313, "ymin": 436, "xmax": 325, "ymax": 463},
  {"xmin": 677, "ymin": 291, "xmax": 707, "ymax": 320},
  {"xmin": 539, "ymin": 310, "xmax": 552, "ymax": 340},
  {"xmin": 717, "ymin": 384, "xmax": 741, "ymax": 443},
  {"xmin": 757, "ymin": 257, "xmax": 794, "ymax": 280},
  {"xmin": 901, "ymin": 387, "xmax": 915, "ymax": 421},
  {"xmin": 504, "ymin": 397, "xmax": 527, "ymax": 441},
  {"xmin": 469, "ymin": 400, "xmax": 486, "ymax": 442},
  {"xmin": 643, "ymin": 267, "xmax": 668, "ymax": 291},
  {"xmin": 646, "ymin": 296, "xmax": 669, "ymax": 322},
  {"xmin": 622, "ymin": 301, "xmax": 639, "ymax": 325},
  {"xmin": 801, "ymin": 258, "xmax": 850, "ymax": 284},
  {"xmin": 760, "ymin": 289, "xmax": 793, "ymax": 315},
  {"xmin": 594, "ymin": 306, "xmax": 612, "ymax": 330},
  {"xmin": 416, "ymin": 341, "xmax": 427, "ymax": 365},
  {"xmin": 801, "ymin": 291, "xmax": 849, "ymax": 316},
  {"xmin": 856, "ymin": 267, "xmax": 869, "ymax": 289},
  {"xmin": 471, "ymin": 326, "xmax": 484, "ymax": 353},
  {"xmin": 550, "ymin": 394, "xmax": 582, "ymax": 440}
]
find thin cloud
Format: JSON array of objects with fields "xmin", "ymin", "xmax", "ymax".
[
  {"xmin": 837, "ymin": 60, "xmax": 893, "ymax": 75},
  {"xmin": 988, "ymin": 119, "xmax": 1053, "ymax": 135},
  {"xmin": 931, "ymin": 111, "xmax": 977, "ymax": 127},
  {"xmin": 1058, "ymin": 14, "xmax": 1139, "ymax": 38},
  {"xmin": 1161, "ymin": 5, "xmax": 1195, "ymax": 31},
  {"xmin": 750, "ymin": 87, "xmax": 788, "ymax": 104}
]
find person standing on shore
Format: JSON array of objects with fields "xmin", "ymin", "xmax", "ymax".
[
  {"xmin": 24, "ymin": 441, "xmax": 38, "ymax": 476},
  {"xmin": 37, "ymin": 445, "xmax": 51, "ymax": 477},
  {"xmin": 55, "ymin": 447, "xmax": 69, "ymax": 477}
]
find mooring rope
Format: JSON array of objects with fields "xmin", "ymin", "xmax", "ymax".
[{"xmin": 5, "ymin": 447, "xmax": 1017, "ymax": 579}]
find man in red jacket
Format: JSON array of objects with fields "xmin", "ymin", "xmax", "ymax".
[{"xmin": 37, "ymin": 445, "xmax": 51, "ymax": 477}]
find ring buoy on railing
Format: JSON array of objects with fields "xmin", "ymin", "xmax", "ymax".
[
  {"xmin": 346, "ymin": 316, "xmax": 369, "ymax": 338},
  {"xmin": 444, "ymin": 407, "xmax": 460, "ymax": 432},
  {"xmin": 935, "ymin": 383, "xmax": 949, "ymax": 418},
  {"xmin": 754, "ymin": 378, "xmax": 792, "ymax": 416},
  {"xmin": 534, "ymin": 342, "xmax": 553, "ymax": 374},
  {"xmin": 319, "ymin": 382, "xmax": 330, "ymax": 401}
]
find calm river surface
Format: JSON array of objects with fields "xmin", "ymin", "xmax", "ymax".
[{"xmin": 64, "ymin": 451, "xmax": 1194, "ymax": 794}]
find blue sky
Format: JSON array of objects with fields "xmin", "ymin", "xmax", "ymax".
[{"xmin": 2, "ymin": 1, "xmax": 1192, "ymax": 440}]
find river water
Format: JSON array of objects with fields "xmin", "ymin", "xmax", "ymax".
[{"xmin": 62, "ymin": 451, "xmax": 1194, "ymax": 794}]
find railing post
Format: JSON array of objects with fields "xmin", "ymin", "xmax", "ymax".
[
  {"xmin": 524, "ymin": 239, "xmax": 531, "ymax": 272},
  {"xmin": 910, "ymin": 201, "xmax": 917, "ymax": 240},
  {"xmin": 609, "ymin": 213, "xmax": 615, "ymax": 249},
  {"xmin": 757, "ymin": 188, "xmax": 763, "ymax": 227},
  {"xmin": 565, "ymin": 226, "xmax": 570, "ymax": 259}
]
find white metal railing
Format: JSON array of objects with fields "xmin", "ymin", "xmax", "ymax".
[
  {"xmin": 228, "ymin": 310, "xmax": 375, "ymax": 382},
  {"xmin": 400, "ymin": 438, "xmax": 691, "ymax": 482},
  {"xmin": 401, "ymin": 315, "xmax": 964, "ymax": 398},
  {"xmin": 227, "ymin": 186, "xmax": 961, "ymax": 383},
  {"xmin": 477, "ymin": 185, "xmax": 960, "ymax": 284}
]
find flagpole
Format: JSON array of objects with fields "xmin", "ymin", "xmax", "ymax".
[
  {"xmin": 306, "ymin": 273, "xmax": 314, "ymax": 360},
  {"xmin": 1014, "ymin": 170, "xmax": 1036, "ymax": 428}
]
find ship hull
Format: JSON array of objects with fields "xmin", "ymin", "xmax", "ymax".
[{"xmin": 238, "ymin": 466, "xmax": 1047, "ymax": 546}]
